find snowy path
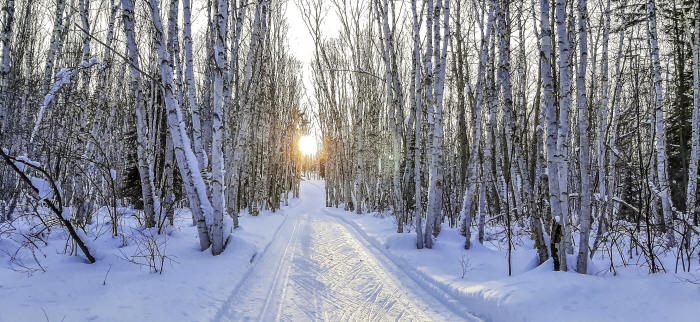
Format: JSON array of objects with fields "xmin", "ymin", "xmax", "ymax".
[{"xmin": 215, "ymin": 181, "xmax": 476, "ymax": 322}]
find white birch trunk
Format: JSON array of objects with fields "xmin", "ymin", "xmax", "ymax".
[
  {"xmin": 224, "ymin": 0, "xmax": 246, "ymax": 221},
  {"xmin": 602, "ymin": 5, "xmax": 627, "ymax": 250},
  {"xmin": 42, "ymin": 0, "xmax": 66, "ymax": 95},
  {"xmin": 430, "ymin": 0, "xmax": 449, "ymax": 237},
  {"xmin": 31, "ymin": 0, "xmax": 66, "ymax": 145},
  {"xmin": 555, "ymin": 0, "xmax": 572, "ymax": 269},
  {"xmin": 646, "ymin": 0, "xmax": 676, "ymax": 247},
  {"xmin": 209, "ymin": 0, "xmax": 229, "ymax": 255},
  {"xmin": 459, "ymin": 2, "xmax": 494, "ymax": 249},
  {"xmin": 121, "ymin": 0, "xmax": 162, "ymax": 231},
  {"xmin": 575, "ymin": 0, "xmax": 592, "ymax": 274},
  {"xmin": 686, "ymin": 4, "xmax": 699, "ymax": 228},
  {"xmin": 0, "ymin": 0, "xmax": 14, "ymax": 136},
  {"xmin": 594, "ymin": 0, "xmax": 611, "ymax": 244},
  {"xmin": 182, "ymin": 0, "xmax": 208, "ymax": 172},
  {"xmin": 411, "ymin": 0, "xmax": 424, "ymax": 249},
  {"xmin": 422, "ymin": 0, "xmax": 436, "ymax": 249},
  {"xmin": 144, "ymin": 0, "xmax": 216, "ymax": 251},
  {"xmin": 541, "ymin": 0, "xmax": 566, "ymax": 270}
]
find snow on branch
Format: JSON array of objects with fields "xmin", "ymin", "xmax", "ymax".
[
  {"xmin": 29, "ymin": 57, "xmax": 100, "ymax": 143},
  {"xmin": 0, "ymin": 147, "xmax": 96, "ymax": 263}
]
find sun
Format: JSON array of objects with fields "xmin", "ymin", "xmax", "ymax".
[{"xmin": 298, "ymin": 134, "xmax": 318, "ymax": 156}]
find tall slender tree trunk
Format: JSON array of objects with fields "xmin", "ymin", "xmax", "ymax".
[
  {"xmin": 593, "ymin": 0, "xmax": 611, "ymax": 249},
  {"xmin": 459, "ymin": 0, "xmax": 494, "ymax": 249},
  {"xmin": 554, "ymin": 0, "xmax": 572, "ymax": 270},
  {"xmin": 646, "ymin": 0, "xmax": 676, "ymax": 247},
  {"xmin": 0, "ymin": 0, "xmax": 14, "ymax": 137},
  {"xmin": 209, "ymin": 0, "xmax": 229, "ymax": 255},
  {"xmin": 121, "ymin": 0, "xmax": 161, "ymax": 233},
  {"xmin": 411, "ymin": 0, "xmax": 424, "ymax": 249},
  {"xmin": 430, "ymin": 0, "xmax": 449, "ymax": 237},
  {"xmin": 42, "ymin": 0, "xmax": 66, "ymax": 95},
  {"xmin": 144, "ymin": 0, "xmax": 215, "ymax": 251},
  {"xmin": 183, "ymin": 0, "xmax": 208, "ymax": 172},
  {"xmin": 686, "ymin": 3, "xmax": 699, "ymax": 229},
  {"xmin": 541, "ymin": 0, "xmax": 565, "ymax": 270},
  {"xmin": 575, "ymin": 0, "xmax": 592, "ymax": 274}
]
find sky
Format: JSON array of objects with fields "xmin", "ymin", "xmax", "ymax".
[
  {"xmin": 191, "ymin": 0, "xmax": 337, "ymax": 138},
  {"xmin": 284, "ymin": 0, "xmax": 340, "ymax": 137},
  {"xmin": 285, "ymin": 0, "xmax": 316, "ymax": 105}
]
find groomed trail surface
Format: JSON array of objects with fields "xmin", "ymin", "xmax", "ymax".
[{"xmin": 215, "ymin": 180, "xmax": 478, "ymax": 322}]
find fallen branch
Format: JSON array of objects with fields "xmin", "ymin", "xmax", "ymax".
[{"xmin": 0, "ymin": 148, "xmax": 96, "ymax": 263}]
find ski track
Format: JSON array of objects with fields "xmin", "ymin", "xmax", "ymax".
[{"xmin": 215, "ymin": 181, "xmax": 477, "ymax": 322}]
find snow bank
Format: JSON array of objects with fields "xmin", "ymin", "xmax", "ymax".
[
  {"xmin": 0, "ymin": 207, "xmax": 286, "ymax": 322},
  {"xmin": 325, "ymin": 208, "xmax": 700, "ymax": 322}
]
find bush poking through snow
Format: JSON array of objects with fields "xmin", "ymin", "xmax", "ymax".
[{"xmin": 118, "ymin": 228, "xmax": 176, "ymax": 274}]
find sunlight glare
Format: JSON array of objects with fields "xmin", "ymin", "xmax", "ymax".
[{"xmin": 298, "ymin": 135, "xmax": 318, "ymax": 156}]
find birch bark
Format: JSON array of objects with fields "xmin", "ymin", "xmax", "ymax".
[
  {"xmin": 595, "ymin": 0, "xmax": 611, "ymax": 243},
  {"xmin": 575, "ymin": 0, "xmax": 592, "ymax": 274},
  {"xmin": 540, "ymin": 0, "xmax": 566, "ymax": 270},
  {"xmin": 183, "ymin": 0, "xmax": 208, "ymax": 172},
  {"xmin": 144, "ymin": 0, "xmax": 216, "ymax": 251},
  {"xmin": 411, "ymin": 0, "xmax": 424, "ymax": 249},
  {"xmin": 459, "ymin": 1, "xmax": 494, "ymax": 249},
  {"xmin": 42, "ymin": 0, "xmax": 66, "ymax": 95},
  {"xmin": 121, "ymin": 0, "xmax": 162, "ymax": 231},
  {"xmin": 646, "ymin": 0, "xmax": 676, "ymax": 247},
  {"xmin": 686, "ymin": 3, "xmax": 699, "ymax": 227},
  {"xmin": 209, "ymin": 0, "xmax": 229, "ymax": 255},
  {"xmin": 429, "ymin": 0, "xmax": 449, "ymax": 237},
  {"xmin": 555, "ymin": 0, "xmax": 572, "ymax": 269},
  {"xmin": 0, "ymin": 0, "xmax": 14, "ymax": 137}
]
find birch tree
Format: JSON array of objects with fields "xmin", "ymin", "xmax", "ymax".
[
  {"xmin": 575, "ymin": 0, "xmax": 592, "ymax": 274},
  {"xmin": 647, "ymin": 0, "xmax": 676, "ymax": 247},
  {"xmin": 0, "ymin": 0, "xmax": 14, "ymax": 137}
]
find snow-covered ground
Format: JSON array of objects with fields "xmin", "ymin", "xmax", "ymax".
[
  {"xmin": 3, "ymin": 179, "xmax": 699, "ymax": 322},
  {"xmin": 325, "ymin": 200, "xmax": 700, "ymax": 322},
  {"xmin": 1, "ymin": 180, "xmax": 475, "ymax": 322},
  {"xmin": 216, "ymin": 181, "xmax": 477, "ymax": 321},
  {"xmin": 0, "ymin": 205, "xmax": 288, "ymax": 322}
]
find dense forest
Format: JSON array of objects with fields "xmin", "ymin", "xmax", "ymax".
[
  {"xmin": 305, "ymin": 0, "xmax": 700, "ymax": 274},
  {"xmin": 0, "ymin": 0, "xmax": 699, "ymax": 279},
  {"xmin": 0, "ymin": 0, "xmax": 309, "ymax": 260}
]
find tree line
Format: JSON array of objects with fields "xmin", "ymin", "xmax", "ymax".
[
  {"xmin": 305, "ymin": 0, "xmax": 700, "ymax": 274},
  {"xmin": 0, "ymin": 0, "xmax": 309, "ymax": 260}
]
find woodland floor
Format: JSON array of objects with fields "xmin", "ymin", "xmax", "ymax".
[{"xmin": 1, "ymin": 180, "xmax": 699, "ymax": 322}]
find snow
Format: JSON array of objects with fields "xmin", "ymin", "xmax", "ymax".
[
  {"xmin": 0, "ymin": 208, "xmax": 285, "ymax": 322},
  {"xmin": 217, "ymin": 181, "xmax": 476, "ymax": 321},
  {"xmin": 61, "ymin": 207, "xmax": 72, "ymax": 221},
  {"xmin": 324, "ymin": 202, "xmax": 700, "ymax": 322},
  {"xmin": 3, "ymin": 180, "xmax": 698, "ymax": 322},
  {"xmin": 30, "ymin": 176, "xmax": 53, "ymax": 199},
  {"xmin": 80, "ymin": 56, "xmax": 99, "ymax": 68},
  {"xmin": 15, "ymin": 155, "xmax": 40, "ymax": 168}
]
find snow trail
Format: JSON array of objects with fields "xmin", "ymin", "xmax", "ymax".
[{"xmin": 216, "ymin": 180, "xmax": 476, "ymax": 322}]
